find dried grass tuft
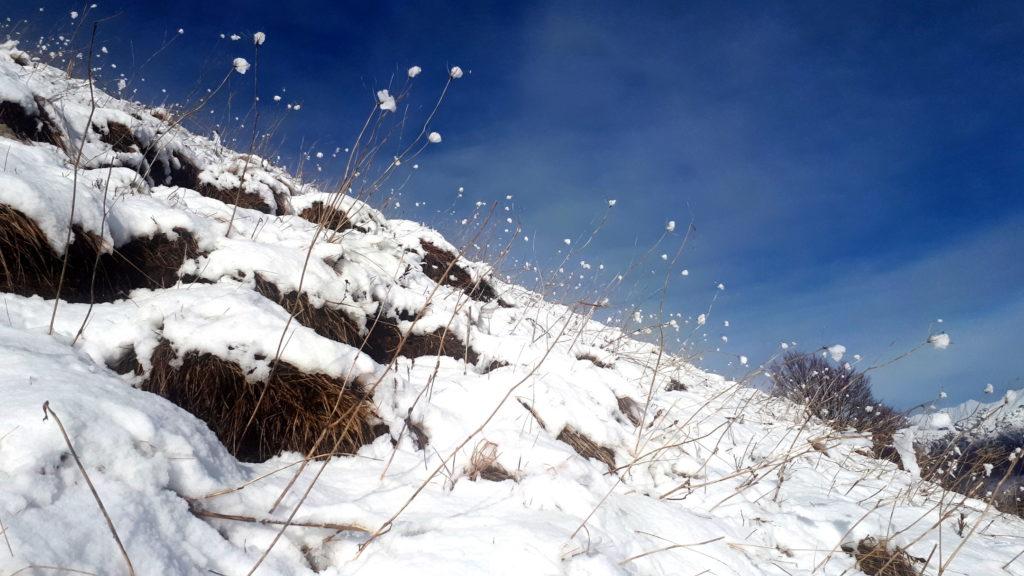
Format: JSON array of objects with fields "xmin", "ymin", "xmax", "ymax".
[
  {"xmin": 195, "ymin": 182, "xmax": 273, "ymax": 214},
  {"xmin": 254, "ymin": 275, "xmax": 477, "ymax": 366},
  {"xmin": 405, "ymin": 418, "xmax": 429, "ymax": 450},
  {"xmin": 577, "ymin": 351, "xmax": 614, "ymax": 369},
  {"xmin": 617, "ymin": 396, "xmax": 644, "ymax": 427},
  {"xmin": 420, "ymin": 240, "xmax": 497, "ymax": 302},
  {"xmin": 254, "ymin": 275, "xmax": 362, "ymax": 345},
  {"xmin": 361, "ymin": 315, "xmax": 480, "ymax": 366},
  {"xmin": 666, "ymin": 379, "xmax": 688, "ymax": 392},
  {"xmin": 96, "ymin": 120, "xmax": 140, "ymax": 153},
  {"xmin": 841, "ymin": 537, "xmax": 921, "ymax": 576},
  {"xmin": 143, "ymin": 340, "xmax": 377, "ymax": 462},
  {"xmin": 106, "ymin": 345, "xmax": 143, "ymax": 376},
  {"xmin": 299, "ymin": 201, "xmax": 356, "ymax": 233},
  {"xmin": 465, "ymin": 440, "xmax": 514, "ymax": 482},
  {"xmin": 0, "ymin": 205, "xmax": 193, "ymax": 302},
  {"xmin": 0, "ymin": 96, "xmax": 64, "ymax": 149},
  {"xmin": 557, "ymin": 426, "xmax": 616, "ymax": 472}
]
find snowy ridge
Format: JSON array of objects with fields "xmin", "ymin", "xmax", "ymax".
[
  {"xmin": 911, "ymin": 388, "xmax": 1024, "ymax": 442},
  {"xmin": 2, "ymin": 41, "xmax": 1023, "ymax": 576}
]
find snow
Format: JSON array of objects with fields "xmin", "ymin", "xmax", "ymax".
[
  {"xmin": 407, "ymin": 65, "xmax": 422, "ymax": 78},
  {"xmin": 232, "ymin": 57, "xmax": 250, "ymax": 74},
  {"xmin": 253, "ymin": 31, "xmax": 266, "ymax": 46},
  {"xmin": 428, "ymin": 131, "xmax": 442, "ymax": 143},
  {"xmin": 928, "ymin": 332, "xmax": 951, "ymax": 349},
  {"xmin": 449, "ymin": 66, "xmax": 464, "ymax": 78},
  {"xmin": 893, "ymin": 427, "xmax": 920, "ymax": 477},
  {"xmin": 2, "ymin": 39, "xmax": 1023, "ymax": 576},
  {"xmin": 826, "ymin": 344, "xmax": 846, "ymax": 362},
  {"xmin": 377, "ymin": 89, "xmax": 396, "ymax": 112}
]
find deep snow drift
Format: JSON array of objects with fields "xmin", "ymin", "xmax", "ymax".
[{"xmin": 1, "ymin": 41, "xmax": 1023, "ymax": 576}]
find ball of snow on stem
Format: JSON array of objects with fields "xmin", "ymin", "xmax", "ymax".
[
  {"xmin": 666, "ymin": 220, "xmax": 676, "ymax": 232},
  {"xmin": 377, "ymin": 89, "xmax": 396, "ymax": 112},
  {"xmin": 826, "ymin": 344, "xmax": 846, "ymax": 362},
  {"xmin": 408, "ymin": 65, "xmax": 422, "ymax": 78},
  {"xmin": 253, "ymin": 31, "xmax": 266, "ymax": 46},
  {"xmin": 927, "ymin": 332, "xmax": 950, "ymax": 350},
  {"xmin": 450, "ymin": 66, "xmax": 464, "ymax": 78},
  {"xmin": 232, "ymin": 57, "xmax": 250, "ymax": 74},
  {"xmin": 608, "ymin": 199, "xmax": 617, "ymax": 207},
  {"xmin": 428, "ymin": 131, "xmax": 442, "ymax": 143}
]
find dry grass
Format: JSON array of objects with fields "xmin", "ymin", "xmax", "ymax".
[
  {"xmin": 617, "ymin": 396, "xmax": 644, "ymax": 427},
  {"xmin": 106, "ymin": 345, "xmax": 143, "ymax": 376},
  {"xmin": 0, "ymin": 205, "xmax": 200, "ymax": 303},
  {"xmin": 0, "ymin": 96, "xmax": 64, "ymax": 150},
  {"xmin": 195, "ymin": 181, "xmax": 273, "ymax": 214},
  {"xmin": 465, "ymin": 440, "xmax": 514, "ymax": 482},
  {"xmin": 420, "ymin": 240, "xmax": 497, "ymax": 302},
  {"xmin": 254, "ymin": 274, "xmax": 362, "ymax": 345},
  {"xmin": 96, "ymin": 120, "xmax": 139, "ymax": 153},
  {"xmin": 143, "ymin": 340, "xmax": 378, "ymax": 462},
  {"xmin": 841, "ymin": 537, "xmax": 921, "ymax": 576},
  {"xmin": 405, "ymin": 418, "xmax": 429, "ymax": 450},
  {"xmin": 665, "ymin": 378, "xmax": 688, "ymax": 392},
  {"xmin": 254, "ymin": 274, "xmax": 478, "ymax": 366},
  {"xmin": 361, "ymin": 315, "xmax": 480, "ymax": 366},
  {"xmin": 558, "ymin": 426, "xmax": 616, "ymax": 472},
  {"xmin": 299, "ymin": 201, "xmax": 356, "ymax": 233},
  {"xmin": 577, "ymin": 351, "xmax": 614, "ymax": 369}
]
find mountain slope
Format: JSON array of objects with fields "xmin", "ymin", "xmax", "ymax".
[{"xmin": 1, "ymin": 41, "xmax": 1022, "ymax": 576}]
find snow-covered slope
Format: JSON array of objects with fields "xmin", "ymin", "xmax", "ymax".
[
  {"xmin": 2, "ymin": 41, "xmax": 1023, "ymax": 576},
  {"xmin": 910, "ymin": 388, "xmax": 1024, "ymax": 446}
]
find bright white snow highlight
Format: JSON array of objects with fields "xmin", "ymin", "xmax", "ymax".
[
  {"xmin": 826, "ymin": 344, "xmax": 846, "ymax": 361},
  {"xmin": 377, "ymin": 89, "xmax": 396, "ymax": 112}
]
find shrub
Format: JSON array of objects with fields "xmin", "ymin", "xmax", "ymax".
[
  {"xmin": 767, "ymin": 351, "xmax": 907, "ymax": 463},
  {"xmin": 920, "ymin": 429, "xmax": 1024, "ymax": 518}
]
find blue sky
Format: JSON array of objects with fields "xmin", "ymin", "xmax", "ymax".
[{"xmin": 7, "ymin": 1, "xmax": 1023, "ymax": 407}]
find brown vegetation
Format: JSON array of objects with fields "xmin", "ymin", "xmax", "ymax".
[
  {"xmin": 0, "ymin": 96, "xmax": 64, "ymax": 149},
  {"xmin": 299, "ymin": 201, "xmax": 355, "ymax": 233},
  {"xmin": 0, "ymin": 205, "xmax": 198, "ymax": 302},
  {"xmin": 557, "ymin": 426, "xmax": 616, "ymax": 472},
  {"xmin": 143, "ymin": 340, "xmax": 378, "ymax": 462},
  {"xmin": 420, "ymin": 240, "xmax": 497, "ymax": 302},
  {"xmin": 841, "ymin": 537, "xmax": 921, "ymax": 576}
]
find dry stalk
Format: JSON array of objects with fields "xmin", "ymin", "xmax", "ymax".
[{"xmin": 42, "ymin": 401, "xmax": 134, "ymax": 576}]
